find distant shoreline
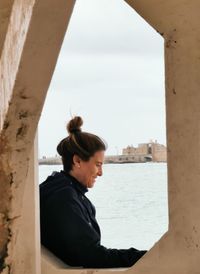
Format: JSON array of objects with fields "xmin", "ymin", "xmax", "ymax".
[{"xmin": 38, "ymin": 154, "xmax": 166, "ymax": 165}]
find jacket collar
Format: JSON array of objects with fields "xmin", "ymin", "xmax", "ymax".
[{"xmin": 61, "ymin": 170, "xmax": 88, "ymax": 194}]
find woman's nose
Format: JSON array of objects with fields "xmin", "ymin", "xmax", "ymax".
[{"xmin": 97, "ymin": 167, "xmax": 103, "ymax": 176}]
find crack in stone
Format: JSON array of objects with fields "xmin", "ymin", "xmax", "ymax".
[
  {"xmin": 18, "ymin": 111, "xmax": 29, "ymax": 120},
  {"xmin": 16, "ymin": 123, "xmax": 28, "ymax": 141}
]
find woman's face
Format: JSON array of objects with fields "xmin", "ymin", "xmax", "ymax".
[{"xmin": 77, "ymin": 150, "xmax": 105, "ymax": 188}]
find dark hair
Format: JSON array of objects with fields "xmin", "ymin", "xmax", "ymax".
[{"xmin": 57, "ymin": 116, "xmax": 107, "ymax": 172}]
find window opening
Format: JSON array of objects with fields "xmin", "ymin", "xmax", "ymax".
[{"xmin": 38, "ymin": 0, "xmax": 168, "ymax": 267}]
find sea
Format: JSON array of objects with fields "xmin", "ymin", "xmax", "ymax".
[{"xmin": 39, "ymin": 163, "xmax": 168, "ymax": 252}]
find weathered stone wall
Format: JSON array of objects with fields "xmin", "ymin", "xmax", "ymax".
[
  {"xmin": 123, "ymin": 144, "xmax": 149, "ymax": 155},
  {"xmin": 0, "ymin": 1, "xmax": 15, "ymax": 59},
  {"xmin": 0, "ymin": 0, "xmax": 75, "ymax": 273},
  {"xmin": 123, "ymin": 142, "xmax": 167, "ymax": 162},
  {"xmin": 152, "ymin": 143, "xmax": 167, "ymax": 162},
  {"xmin": 122, "ymin": 146, "xmax": 137, "ymax": 155}
]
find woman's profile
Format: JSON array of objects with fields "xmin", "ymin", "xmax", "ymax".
[{"xmin": 40, "ymin": 116, "xmax": 147, "ymax": 268}]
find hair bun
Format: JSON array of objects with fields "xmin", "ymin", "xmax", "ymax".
[{"xmin": 67, "ymin": 116, "xmax": 83, "ymax": 134}]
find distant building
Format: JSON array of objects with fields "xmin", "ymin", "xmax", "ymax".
[{"xmin": 122, "ymin": 140, "xmax": 167, "ymax": 162}]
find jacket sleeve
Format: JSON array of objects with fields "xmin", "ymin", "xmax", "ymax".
[{"xmin": 43, "ymin": 188, "xmax": 147, "ymax": 268}]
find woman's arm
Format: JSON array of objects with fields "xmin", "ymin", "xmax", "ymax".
[{"xmin": 40, "ymin": 188, "xmax": 147, "ymax": 268}]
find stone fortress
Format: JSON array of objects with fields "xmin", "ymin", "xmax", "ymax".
[
  {"xmin": 106, "ymin": 140, "xmax": 167, "ymax": 163},
  {"xmin": 39, "ymin": 140, "xmax": 167, "ymax": 165},
  {"xmin": 1, "ymin": 1, "xmax": 200, "ymax": 274}
]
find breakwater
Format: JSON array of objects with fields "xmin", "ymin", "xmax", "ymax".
[{"xmin": 38, "ymin": 154, "xmax": 155, "ymax": 165}]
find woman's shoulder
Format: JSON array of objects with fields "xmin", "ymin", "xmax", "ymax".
[{"xmin": 40, "ymin": 171, "xmax": 78, "ymax": 202}]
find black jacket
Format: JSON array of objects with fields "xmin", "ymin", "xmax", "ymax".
[{"xmin": 40, "ymin": 171, "xmax": 146, "ymax": 268}]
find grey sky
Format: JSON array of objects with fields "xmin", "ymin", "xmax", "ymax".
[{"xmin": 38, "ymin": 0, "xmax": 165, "ymax": 157}]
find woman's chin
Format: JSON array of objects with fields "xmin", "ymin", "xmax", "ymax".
[{"xmin": 88, "ymin": 181, "xmax": 95, "ymax": 188}]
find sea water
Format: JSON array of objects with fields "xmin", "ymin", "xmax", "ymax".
[{"xmin": 39, "ymin": 163, "xmax": 168, "ymax": 251}]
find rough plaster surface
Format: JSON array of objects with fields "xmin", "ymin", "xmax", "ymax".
[
  {"xmin": 0, "ymin": 0, "xmax": 35, "ymax": 270},
  {"xmin": 11, "ymin": 137, "xmax": 41, "ymax": 274},
  {"xmin": 0, "ymin": 0, "xmax": 15, "ymax": 58},
  {"xmin": 0, "ymin": 0, "xmax": 75, "ymax": 273},
  {"xmin": 0, "ymin": 0, "xmax": 35, "ymax": 132}
]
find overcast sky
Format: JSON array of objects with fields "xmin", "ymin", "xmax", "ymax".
[{"xmin": 38, "ymin": 0, "xmax": 165, "ymax": 157}]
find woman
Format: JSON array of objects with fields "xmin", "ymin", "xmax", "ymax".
[{"xmin": 40, "ymin": 116, "xmax": 147, "ymax": 268}]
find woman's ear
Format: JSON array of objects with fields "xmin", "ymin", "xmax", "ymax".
[{"xmin": 73, "ymin": 154, "xmax": 81, "ymax": 168}]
